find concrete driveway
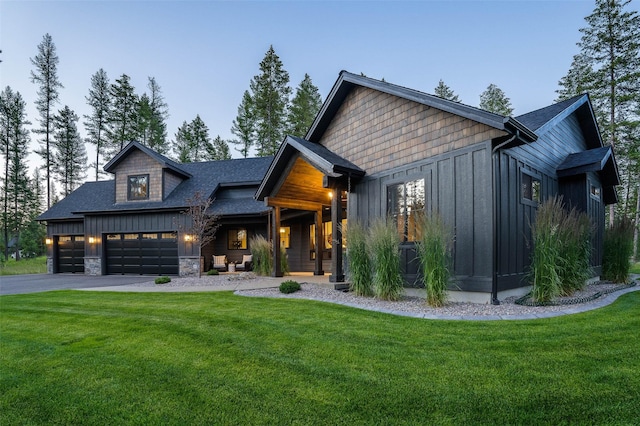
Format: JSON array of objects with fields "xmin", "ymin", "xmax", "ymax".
[{"xmin": 0, "ymin": 274, "xmax": 156, "ymax": 296}]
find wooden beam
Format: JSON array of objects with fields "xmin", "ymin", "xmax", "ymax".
[
  {"xmin": 271, "ymin": 206, "xmax": 283, "ymax": 277},
  {"xmin": 314, "ymin": 208, "xmax": 324, "ymax": 276},
  {"xmin": 265, "ymin": 196, "xmax": 326, "ymax": 211},
  {"xmin": 330, "ymin": 186, "xmax": 345, "ymax": 283}
]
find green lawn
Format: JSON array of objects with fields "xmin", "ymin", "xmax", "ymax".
[
  {"xmin": 0, "ymin": 256, "xmax": 47, "ymax": 275},
  {"xmin": 1, "ymin": 291, "xmax": 639, "ymax": 425},
  {"xmin": 631, "ymin": 262, "xmax": 640, "ymax": 274}
]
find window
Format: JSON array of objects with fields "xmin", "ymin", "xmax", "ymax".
[
  {"xmin": 279, "ymin": 227, "xmax": 290, "ymax": 249},
  {"xmin": 387, "ymin": 179, "xmax": 425, "ymax": 242},
  {"xmin": 521, "ymin": 172, "xmax": 541, "ymax": 205},
  {"xmin": 309, "ymin": 220, "xmax": 346, "ymax": 260},
  {"xmin": 590, "ymin": 184, "xmax": 601, "ymax": 200},
  {"xmin": 228, "ymin": 228, "xmax": 247, "ymax": 250},
  {"xmin": 128, "ymin": 175, "xmax": 149, "ymax": 200}
]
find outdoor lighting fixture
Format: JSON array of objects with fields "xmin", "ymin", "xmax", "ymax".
[
  {"xmin": 280, "ymin": 228, "xmax": 286, "ymax": 233},
  {"xmin": 328, "ymin": 191, "xmax": 333, "ymax": 199},
  {"xmin": 45, "ymin": 238, "xmax": 53, "ymax": 245},
  {"xmin": 184, "ymin": 234, "xmax": 194, "ymax": 242},
  {"xmin": 88, "ymin": 236, "xmax": 96, "ymax": 244}
]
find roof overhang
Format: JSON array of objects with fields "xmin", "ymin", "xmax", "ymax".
[
  {"xmin": 104, "ymin": 141, "xmax": 192, "ymax": 178},
  {"xmin": 557, "ymin": 146, "xmax": 620, "ymax": 205}
]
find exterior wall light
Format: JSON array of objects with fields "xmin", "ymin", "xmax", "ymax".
[
  {"xmin": 88, "ymin": 236, "xmax": 96, "ymax": 244},
  {"xmin": 184, "ymin": 234, "xmax": 194, "ymax": 242},
  {"xmin": 45, "ymin": 238, "xmax": 53, "ymax": 245}
]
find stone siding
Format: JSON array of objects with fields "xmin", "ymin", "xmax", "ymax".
[
  {"xmin": 114, "ymin": 150, "xmax": 164, "ymax": 203},
  {"xmin": 47, "ymin": 257, "xmax": 53, "ymax": 274},
  {"xmin": 179, "ymin": 256, "xmax": 201, "ymax": 277},
  {"xmin": 320, "ymin": 87, "xmax": 506, "ymax": 175},
  {"xmin": 84, "ymin": 257, "xmax": 102, "ymax": 276}
]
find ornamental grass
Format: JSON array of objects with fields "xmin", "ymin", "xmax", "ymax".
[
  {"xmin": 603, "ymin": 217, "xmax": 634, "ymax": 283},
  {"xmin": 345, "ymin": 220, "xmax": 373, "ymax": 297},
  {"xmin": 415, "ymin": 212, "xmax": 452, "ymax": 307},
  {"xmin": 368, "ymin": 218, "xmax": 403, "ymax": 301},
  {"xmin": 250, "ymin": 234, "xmax": 272, "ymax": 276}
]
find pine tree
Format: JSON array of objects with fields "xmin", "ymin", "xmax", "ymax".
[
  {"xmin": 287, "ymin": 73, "xmax": 322, "ymax": 138},
  {"xmin": 250, "ymin": 46, "xmax": 291, "ymax": 156},
  {"xmin": 147, "ymin": 77, "xmax": 169, "ymax": 154},
  {"xmin": 434, "ymin": 79, "xmax": 460, "ymax": 102},
  {"xmin": 53, "ymin": 106, "xmax": 87, "ymax": 197},
  {"xmin": 30, "ymin": 33, "xmax": 63, "ymax": 209},
  {"xmin": 20, "ymin": 171, "xmax": 46, "ymax": 258},
  {"xmin": 479, "ymin": 84, "xmax": 514, "ymax": 116},
  {"xmin": 558, "ymin": 0, "xmax": 640, "ymax": 226},
  {"xmin": 188, "ymin": 115, "xmax": 209, "ymax": 161},
  {"xmin": 108, "ymin": 74, "xmax": 138, "ymax": 154},
  {"xmin": 230, "ymin": 90, "xmax": 255, "ymax": 158},
  {"xmin": 0, "ymin": 88, "xmax": 32, "ymax": 261},
  {"xmin": 205, "ymin": 135, "xmax": 232, "ymax": 161},
  {"xmin": 84, "ymin": 68, "xmax": 111, "ymax": 181},
  {"xmin": 136, "ymin": 93, "xmax": 153, "ymax": 146},
  {"xmin": 172, "ymin": 121, "xmax": 192, "ymax": 163}
]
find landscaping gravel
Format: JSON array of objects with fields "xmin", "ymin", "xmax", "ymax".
[{"xmin": 135, "ymin": 273, "xmax": 639, "ymax": 320}]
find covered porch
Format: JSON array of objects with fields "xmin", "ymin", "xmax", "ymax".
[{"xmin": 256, "ymin": 136, "xmax": 365, "ymax": 282}]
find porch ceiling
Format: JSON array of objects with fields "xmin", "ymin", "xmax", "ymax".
[{"xmin": 275, "ymin": 157, "xmax": 333, "ymax": 206}]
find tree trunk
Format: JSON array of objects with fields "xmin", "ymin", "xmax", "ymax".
[{"xmin": 634, "ymin": 185, "xmax": 640, "ymax": 262}]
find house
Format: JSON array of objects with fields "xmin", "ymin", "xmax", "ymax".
[{"xmin": 39, "ymin": 71, "xmax": 620, "ymax": 303}]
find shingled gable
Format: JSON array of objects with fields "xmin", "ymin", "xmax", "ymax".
[
  {"xmin": 305, "ymin": 70, "xmax": 537, "ymax": 144},
  {"xmin": 103, "ymin": 140, "xmax": 191, "ymax": 178}
]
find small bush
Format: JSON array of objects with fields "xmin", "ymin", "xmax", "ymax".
[
  {"xmin": 369, "ymin": 218, "xmax": 403, "ymax": 301},
  {"xmin": 415, "ymin": 212, "xmax": 452, "ymax": 307},
  {"xmin": 207, "ymin": 269, "xmax": 219, "ymax": 276},
  {"xmin": 603, "ymin": 217, "xmax": 634, "ymax": 283},
  {"xmin": 279, "ymin": 280, "xmax": 301, "ymax": 294},
  {"xmin": 250, "ymin": 235, "xmax": 272, "ymax": 276},
  {"xmin": 345, "ymin": 220, "xmax": 373, "ymax": 296},
  {"xmin": 155, "ymin": 276, "xmax": 171, "ymax": 284}
]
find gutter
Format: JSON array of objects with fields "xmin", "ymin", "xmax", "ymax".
[{"xmin": 490, "ymin": 132, "xmax": 518, "ymax": 305}]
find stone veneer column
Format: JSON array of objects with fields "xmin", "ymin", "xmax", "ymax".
[
  {"xmin": 47, "ymin": 257, "xmax": 53, "ymax": 274},
  {"xmin": 179, "ymin": 256, "xmax": 201, "ymax": 277},
  {"xmin": 84, "ymin": 257, "xmax": 102, "ymax": 276}
]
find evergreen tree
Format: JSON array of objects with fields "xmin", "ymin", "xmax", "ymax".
[
  {"xmin": 53, "ymin": 106, "xmax": 87, "ymax": 197},
  {"xmin": 188, "ymin": 115, "xmax": 209, "ymax": 161},
  {"xmin": 147, "ymin": 77, "xmax": 169, "ymax": 154},
  {"xmin": 230, "ymin": 90, "xmax": 255, "ymax": 158},
  {"xmin": 30, "ymin": 33, "xmax": 63, "ymax": 209},
  {"xmin": 556, "ymin": 53, "xmax": 596, "ymax": 101},
  {"xmin": 249, "ymin": 46, "xmax": 291, "ymax": 156},
  {"xmin": 205, "ymin": 135, "xmax": 232, "ymax": 161},
  {"xmin": 434, "ymin": 79, "xmax": 460, "ymax": 102},
  {"xmin": 479, "ymin": 84, "xmax": 514, "ymax": 116},
  {"xmin": 0, "ymin": 88, "xmax": 32, "ymax": 260},
  {"xmin": 287, "ymin": 73, "xmax": 322, "ymax": 138},
  {"xmin": 108, "ymin": 74, "xmax": 138, "ymax": 154},
  {"xmin": 84, "ymin": 68, "xmax": 111, "ymax": 181},
  {"xmin": 136, "ymin": 93, "xmax": 153, "ymax": 146},
  {"xmin": 172, "ymin": 121, "xmax": 192, "ymax": 163},
  {"xmin": 20, "ymin": 170, "xmax": 46, "ymax": 258}
]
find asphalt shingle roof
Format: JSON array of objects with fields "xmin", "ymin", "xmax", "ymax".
[
  {"xmin": 515, "ymin": 95, "xmax": 584, "ymax": 132},
  {"xmin": 38, "ymin": 156, "xmax": 273, "ymax": 221}
]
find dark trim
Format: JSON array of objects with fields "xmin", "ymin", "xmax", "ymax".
[{"xmin": 127, "ymin": 174, "xmax": 150, "ymax": 201}]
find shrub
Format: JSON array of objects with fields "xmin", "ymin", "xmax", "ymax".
[
  {"xmin": 345, "ymin": 220, "xmax": 373, "ymax": 296},
  {"xmin": 207, "ymin": 269, "xmax": 219, "ymax": 276},
  {"xmin": 155, "ymin": 276, "xmax": 171, "ymax": 284},
  {"xmin": 415, "ymin": 212, "xmax": 452, "ymax": 307},
  {"xmin": 279, "ymin": 280, "xmax": 301, "ymax": 294},
  {"xmin": 250, "ymin": 235, "xmax": 272, "ymax": 276},
  {"xmin": 369, "ymin": 218, "xmax": 403, "ymax": 301},
  {"xmin": 603, "ymin": 217, "xmax": 634, "ymax": 283},
  {"xmin": 280, "ymin": 245, "xmax": 290, "ymax": 276}
]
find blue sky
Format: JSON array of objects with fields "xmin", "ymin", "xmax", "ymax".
[{"xmin": 1, "ymin": 0, "xmax": 623, "ymax": 173}]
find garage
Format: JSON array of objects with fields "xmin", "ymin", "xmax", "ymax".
[
  {"xmin": 106, "ymin": 232, "xmax": 178, "ymax": 275},
  {"xmin": 57, "ymin": 235, "xmax": 85, "ymax": 273}
]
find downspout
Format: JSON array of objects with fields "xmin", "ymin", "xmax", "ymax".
[{"xmin": 491, "ymin": 131, "xmax": 519, "ymax": 305}]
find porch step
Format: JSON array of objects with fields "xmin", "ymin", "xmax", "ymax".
[{"xmin": 333, "ymin": 282, "xmax": 350, "ymax": 292}]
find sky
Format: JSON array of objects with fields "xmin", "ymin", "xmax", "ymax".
[{"xmin": 1, "ymin": 0, "xmax": 630, "ymax": 180}]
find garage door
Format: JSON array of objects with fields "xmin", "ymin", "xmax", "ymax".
[
  {"xmin": 106, "ymin": 232, "xmax": 178, "ymax": 275},
  {"xmin": 57, "ymin": 235, "xmax": 85, "ymax": 273}
]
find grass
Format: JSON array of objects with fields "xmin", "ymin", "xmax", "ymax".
[
  {"xmin": 2, "ymin": 290, "xmax": 640, "ymax": 424},
  {"xmin": 631, "ymin": 262, "xmax": 640, "ymax": 274},
  {"xmin": 0, "ymin": 256, "xmax": 47, "ymax": 275}
]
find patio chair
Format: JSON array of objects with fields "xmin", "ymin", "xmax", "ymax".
[
  {"xmin": 212, "ymin": 255, "xmax": 228, "ymax": 272},
  {"xmin": 235, "ymin": 254, "xmax": 253, "ymax": 272}
]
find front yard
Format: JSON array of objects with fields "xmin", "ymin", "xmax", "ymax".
[{"xmin": 1, "ymin": 290, "xmax": 639, "ymax": 424}]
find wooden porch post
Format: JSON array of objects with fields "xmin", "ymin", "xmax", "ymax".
[
  {"xmin": 271, "ymin": 206, "xmax": 283, "ymax": 277},
  {"xmin": 314, "ymin": 208, "xmax": 324, "ymax": 275},
  {"xmin": 330, "ymin": 186, "xmax": 344, "ymax": 282}
]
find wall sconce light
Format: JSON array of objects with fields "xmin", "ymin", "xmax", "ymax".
[
  {"xmin": 184, "ymin": 234, "xmax": 194, "ymax": 242},
  {"xmin": 45, "ymin": 238, "xmax": 53, "ymax": 245},
  {"xmin": 88, "ymin": 236, "xmax": 96, "ymax": 244},
  {"xmin": 328, "ymin": 191, "xmax": 333, "ymax": 199},
  {"xmin": 280, "ymin": 227, "xmax": 286, "ymax": 233}
]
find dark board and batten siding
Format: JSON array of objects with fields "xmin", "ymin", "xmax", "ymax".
[{"xmin": 351, "ymin": 141, "xmax": 494, "ymax": 292}]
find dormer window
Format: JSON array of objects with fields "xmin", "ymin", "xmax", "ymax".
[{"xmin": 128, "ymin": 175, "xmax": 149, "ymax": 200}]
